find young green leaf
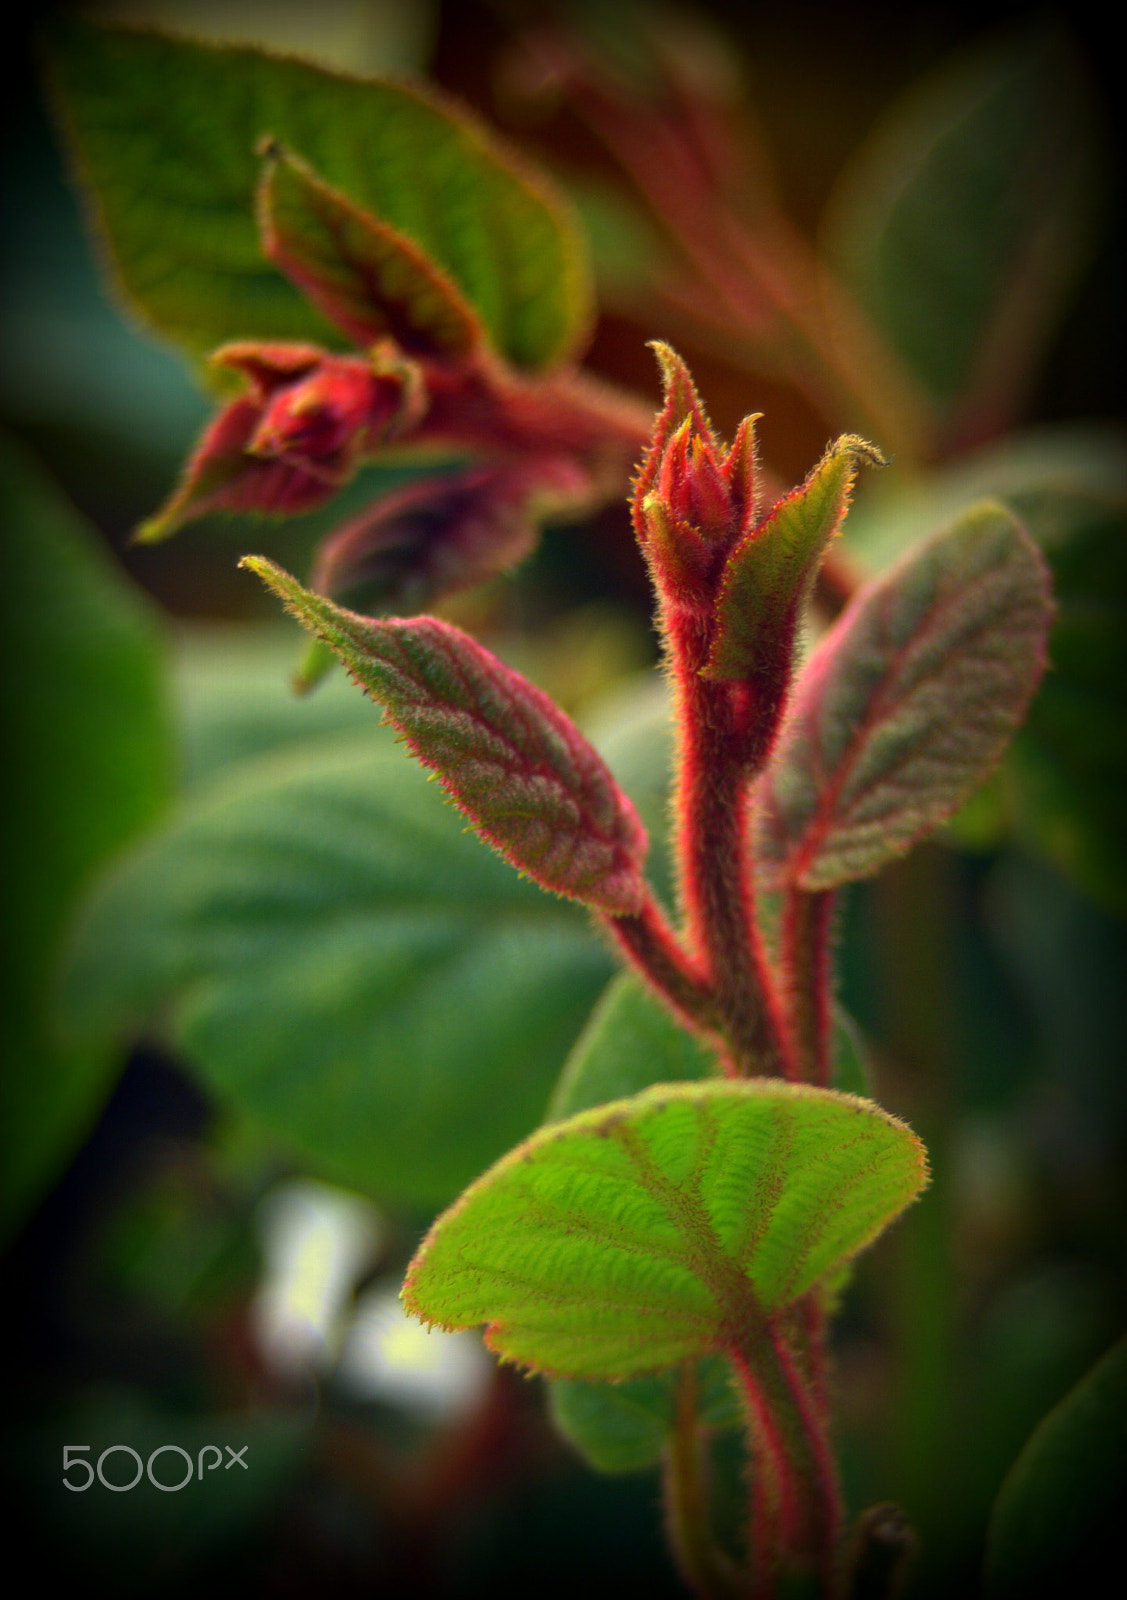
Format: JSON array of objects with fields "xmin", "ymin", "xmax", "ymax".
[
  {"xmin": 257, "ymin": 142, "xmax": 483, "ymax": 357},
  {"xmin": 57, "ymin": 738, "xmax": 612, "ymax": 1208},
  {"xmin": 704, "ymin": 435, "xmax": 885, "ymax": 683},
  {"xmin": 404, "ymin": 1079, "xmax": 928, "ymax": 1379},
  {"xmin": 244, "ymin": 558, "xmax": 650, "ymax": 915},
  {"xmin": 757, "ymin": 502, "xmax": 1052, "ymax": 890},
  {"xmin": 46, "ymin": 18, "xmax": 593, "ymax": 369}
]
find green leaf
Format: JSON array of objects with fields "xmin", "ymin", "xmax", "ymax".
[
  {"xmin": 58, "ymin": 738, "xmax": 612, "ymax": 1208},
  {"xmin": 0, "ymin": 438, "xmax": 173, "ymax": 1240},
  {"xmin": 546, "ymin": 974, "xmax": 736, "ymax": 1472},
  {"xmin": 47, "ymin": 19, "xmax": 592, "ymax": 369},
  {"xmin": 257, "ymin": 141, "xmax": 483, "ymax": 357},
  {"xmin": 244, "ymin": 558, "xmax": 650, "ymax": 915},
  {"xmin": 549, "ymin": 970, "xmax": 718, "ymax": 1120},
  {"xmin": 984, "ymin": 1337, "xmax": 1127, "ymax": 1598},
  {"xmin": 1003, "ymin": 488, "xmax": 1127, "ymax": 911},
  {"xmin": 544, "ymin": 984, "xmax": 873, "ymax": 1471},
  {"xmin": 704, "ymin": 435, "xmax": 885, "ymax": 683},
  {"xmin": 823, "ymin": 22, "xmax": 1103, "ymax": 431},
  {"xmin": 831, "ymin": 1009, "xmax": 873, "ymax": 1098},
  {"xmin": 171, "ymin": 624, "xmax": 379, "ymax": 790},
  {"xmin": 582, "ymin": 672, "xmax": 676, "ymax": 910},
  {"xmin": 404, "ymin": 1079, "xmax": 927, "ymax": 1379},
  {"xmin": 549, "ymin": 1357, "xmax": 741, "ymax": 1475},
  {"xmin": 757, "ymin": 503, "xmax": 1052, "ymax": 890}
]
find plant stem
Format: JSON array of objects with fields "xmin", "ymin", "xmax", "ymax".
[
  {"xmin": 663, "ymin": 1362, "xmax": 743, "ymax": 1600},
  {"xmin": 727, "ymin": 1312, "xmax": 842, "ymax": 1598},
  {"xmin": 674, "ymin": 658, "xmax": 795, "ymax": 1079},
  {"xmin": 607, "ymin": 895, "xmax": 721, "ymax": 1040},
  {"xmin": 781, "ymin": 887, "xmax": 837, "ymax": 1086}
]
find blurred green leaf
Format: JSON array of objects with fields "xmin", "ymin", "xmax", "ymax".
[
  {"xmin": 549, "ymin": 1355, "xmax": 740, "ymax": 1475},
  {"xmin": 831, "ymin": 1008, "xmax": 873, "ymax": 1098},
  {"xmin": 58, "ymin": 737, "xmax": 611, "ymax": 1208},
  {"xmin": 1004, "ymin": 488, "xmax": 1127, "ymax": 910},
  {"xmin": 0, "ymin": 438, "xmax": 173, "ymax": 1240},
  {"xmin": 548, "ymin": 969, "xmax": 716, "ymax": 1120},
  {"xmin": 405, "ymin": 1079, "xmax": 928, "ymax": 1378},
  {"xmin": 984, "ymin": 1336, "xmax": 1126, "ymax": 1598},
  {"xmin": 171, "ymin": 623, "xmax": 379, "ymax": 789},
  {"xmin": 47, "ymin": 18, "xmax": 592, "ymax": 370},
  {"xmin": 824, "ymin": 22, "xmax": 1103, "ymax": 434},
  {"xmin": 581, "ymin": 672, "xmax": 675, "ymax": 909}
]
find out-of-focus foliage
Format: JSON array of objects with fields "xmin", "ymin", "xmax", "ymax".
[{"xmin": 3, "ymin": 3, "xmax": 1122, "ymax": 1596}]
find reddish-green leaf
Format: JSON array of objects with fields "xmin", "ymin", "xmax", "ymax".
[
  {"xmin": 403, "ymin": 1079, "xmax": 928, "ymax": 1379},
  {"xmin": 756, "ymin": 502, "xmax": 1052, "ymax": 889},
  {"xmin": 244, "ymin": 558, "xmax": 649, "ymax": 915},
  {"xmin": 257, "ymin": 142, "xmax": 483, "ymax": 357}
]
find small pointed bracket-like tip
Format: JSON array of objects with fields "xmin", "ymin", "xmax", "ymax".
[
  {"xmin": 646, "ymin": 340, "xmax": 712, "ymax": 435},
  {"xmin": 832, "ymin": 435, "xmax": 888, "ymax": 472}
]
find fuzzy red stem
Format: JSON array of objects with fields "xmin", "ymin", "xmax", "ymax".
[
  {"xmin": 606, "ymin": 895, "xmax": 721, "ymax": 1042},
  {"xmin": 669, "ymin": 614, "xmax": 795, "ymax": 1079},
  {"xmin": 727, "ymin": 1316, "xmax": 842, "ymax": 1597}
]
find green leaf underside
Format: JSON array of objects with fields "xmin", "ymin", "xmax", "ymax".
[
  {"xmin": 259, "ymin": 145, "xmax": 482, "ymax": 356},
  {"xmin": 757, "ymin": 502, "xmax": 1051, "ymax": 890},
  {"xmin": 47, "ymin": 19, "xmax": 591, "ymax": 369},
  {"xmin": 57, "ymin": 739, "xmax": 611, "ymax": 1206},
  {"xmin": 1, "ymin": 440, "xmax": 173, "ymax": 1237},
  {"xmin": 549, "ymin": 970, "xmax": 718, "ymax": 1120},
  {"xmin": 705, "ymin": 437, "xmax": 880, "ymax": 681},
  {"xmin": 404, "ymin": 1080, "xmax": 927, "ymax": 1379},
  {"xmin": 985, "ymin": 1337, "xmax": 1127, "ymax": 1597},
  {"xmin": 549, "ymin": 1358, "xmax": 741, "ymax": 1475},
  {"xmin": 244, "ymin": 558, "xmax": 648, "ymax": 915}
]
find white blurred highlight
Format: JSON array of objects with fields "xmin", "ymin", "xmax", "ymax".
[
  {"xmin": 252, "ymin": 1178, "xmax": 491, "ymax": 1419},
  {"xmin": 336, "ymin": 1283, "xmax": 491, "ymax": 1419},
  {"xmin": 252, "ymin": 1179, "xmax": 383, "ymax": 1378}
]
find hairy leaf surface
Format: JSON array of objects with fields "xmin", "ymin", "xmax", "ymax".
[
  {"xmin": 245, "ymin": 558, "xmax": 649, "ymax": 914},
  {"xmin": 404, "ymin": 1080, "xmax": 927, "ymax": 1378},
  {"xmin": 257, "ymin": 143, "xmax": 483, "ymax": 356},
  {"xmin": 757, "ymin": 503, "xmax": 1051, "ymax": 889},
  {"xmin": 47, "ymin": 19, "xmax": 592, "ymax": 369}
]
